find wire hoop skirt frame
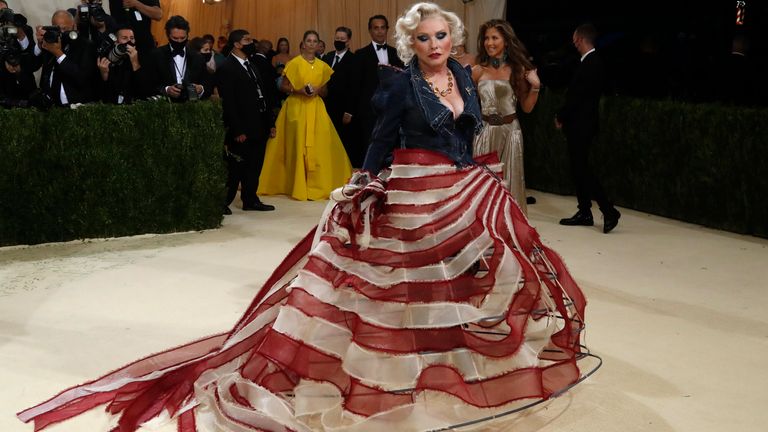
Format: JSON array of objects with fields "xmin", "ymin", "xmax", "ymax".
[{"xmin": 18, "ymin": 149, "xmax": 594, "ymax": 432}]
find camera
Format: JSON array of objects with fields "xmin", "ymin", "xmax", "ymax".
[
  {"xmin": 42, "ymin": 26, "xmax": 79, "ymax": 45},
  {"xmin": 0, "ymin": 8, "xmax": 22, "ymax": 66},
  {"xmin": 175, "ymin": 81, "xmax": 199, "ymax": 102},
  {"xmin": 78, "ymin": 0, "xmax": 108, "ymax": 24},
  {"xmin": 96, "ymin": 33, "xmax": 129, "ymax": 64}
]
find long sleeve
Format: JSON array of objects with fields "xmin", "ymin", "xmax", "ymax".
[{"xmin": 361, "ymin": 68, "xmax": 407, "ymax": 174}]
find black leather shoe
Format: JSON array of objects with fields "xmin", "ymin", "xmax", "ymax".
[
  {"xmin": 603, "ymin": 209, "xmax": 621, "ymax": 234},
  {"xmin": 243, "ymin": 202, "xmax": 275, "ymax": 211},
  {"xmin": 223, "ymin": 206, "xmax": 232, "ymax": 215},
  {"xmin": 559, "ymin": 211, "xmax": 594, "ymax": 226},
  {"xmin": 526, "ymin": 196, "xmax": 536, "ymax": 205}
]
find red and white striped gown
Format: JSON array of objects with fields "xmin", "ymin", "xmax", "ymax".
[{"xmin": 18, "ymin": 149, "xmax": 587, "ymax": 432}]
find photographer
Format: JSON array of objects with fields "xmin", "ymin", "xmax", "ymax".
[
  {"xmin": 0, "ymin": 6, "xmax": 37, "ymax": 105},
  {"xmin": 96, "ymin": 27, "xmax": 147, "ymax": 104},
  {"xmin": 33, "ymin": 10, "xmax": 96, "ymax": 106},
  {"xmin": 109, "ymin": 0, "xmax": 161, "ymax": 58},
  {"xmin": 76, "ymin": 0, "xmax": 118, "ymax": 46},
  {"xmin": 148, "ymin": 15, "xmax": 208, "ymax": 102}
]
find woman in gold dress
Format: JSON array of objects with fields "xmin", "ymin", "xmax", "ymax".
[
  {"xmin": 472, "ymin": 20, "xmax": 540, "ymax": 215},
  {"xmin": 258, "ymin": 30, "xmax": 352, "ymax": 201}
]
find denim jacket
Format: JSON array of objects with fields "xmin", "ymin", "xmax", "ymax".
[{"xmin": 361, "ymin": 57, "xmax": 483, "ymax": 174}]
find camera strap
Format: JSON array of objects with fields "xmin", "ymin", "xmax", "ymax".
[{"xmin": 172, "ymin": 55, "xmax": 186, "ymax": 83}]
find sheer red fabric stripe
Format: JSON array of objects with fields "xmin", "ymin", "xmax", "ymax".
[
  {"xmin": 302, "ymin": 249, "xmax": 501, "ymax": 302},
  {"xmin": 284, "ymin": 288, "xmax": 537, "ymax": 358}
]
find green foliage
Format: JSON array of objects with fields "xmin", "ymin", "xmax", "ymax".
[
  {"xmin": 520, "ymin": 90, "xmax": 768, "ymax": 238},
  {"xmin": 0, "ymin": 100, "xmax": 226, "ymax": 246}
]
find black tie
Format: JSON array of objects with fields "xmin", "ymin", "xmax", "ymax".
[
  {"xmin": 172, "ymin": 48, "xmax": 185, "ymax": 58},
  {"xmin": 243, "ymin": 61, "xmax": 258, "ymax": 82},
  {"xmin": 332, "ymin": 54, "xmax": 340, "ymax": 69},
  {"xmin": 50, "ymin": 68, "xmax": 62, "ymax": 105},
  {"xmin": 376, "ymin": 44, "xmax": 386, "ymax": 51}
]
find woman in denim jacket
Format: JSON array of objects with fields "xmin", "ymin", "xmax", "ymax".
[{"xmin": 18, "ymin": 4, "xmax": 592, "ymax": 432}]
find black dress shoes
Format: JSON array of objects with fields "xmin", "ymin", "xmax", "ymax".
[
  {"xmin": 242, "ymin": 202, "xmax": 275, "ymax": 211},
  {"xmin": 223, "ymin": 206, "xmax": 232, "ymax": 215},
  {"xmin": 602, "ymin": 209, "xmax": 621, "ymax": 234},
  {"xmin": 526, "ymin": 196, "xmax": 536, "ymax": 205},
  {"xmin": 559, "ymin": 211, "xmax": 594, "ymax": 226}
]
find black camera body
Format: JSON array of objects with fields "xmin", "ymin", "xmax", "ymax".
[
  {"xmin": 78, "ymin": 0, "xmax": 108, "ymax": 24},
  {"xmin": 42, "ymin": 26, "xmax": 78, "ymax": 45},
  {"xmin": 175, "ymin": 81, "xmax": 199, "ymax": 102}
]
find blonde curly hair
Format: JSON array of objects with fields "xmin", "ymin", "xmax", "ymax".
[{"xmin": 395, "ymin": 2, "xmax": 464, "ymax": 64}]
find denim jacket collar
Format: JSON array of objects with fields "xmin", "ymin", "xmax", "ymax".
[{"xmin": 408, "ymin": 57, "xmax": 482, "ymax": 136}]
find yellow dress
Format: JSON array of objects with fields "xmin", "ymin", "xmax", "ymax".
[{"xmin": 258, "ymin": 56, "xmax": 352, "ymax": 200}]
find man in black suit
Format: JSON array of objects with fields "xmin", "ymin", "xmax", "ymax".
[
  {"xmin": 321, "ymin": 26, "xmax": 360, "ymax": 166},
  {"xmin": 556, "ymin": 23, "xmax": 620, "ymax": 234},
  {"xmin": 253, "ymin": 39, "xmax": 279, "ymax": 117},
  {"xmin": 354, "ymin": 15, "xmax": 404, "ymax": 160},
  {"xmin": 148, "ymin": 15, "xmax": 208, "ymax": 101},
  {"xmin": 96, "ymin": 27, "xmax": 148, "ymax": 104},
  {"xmin": 217, "ymin": 29, "xmax": 277, "ymax": 213},
  {"xmin": 718, "ymin": 35, "xmax": 757, "ymax": 106},
  {"xmin": 34, "ymin": 10, "xmax": 96, "ymax": 106}
]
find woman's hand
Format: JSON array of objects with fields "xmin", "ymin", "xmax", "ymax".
[{"xmin": 524, "ymin": 68, "xmax": 541, "ymax": 90}]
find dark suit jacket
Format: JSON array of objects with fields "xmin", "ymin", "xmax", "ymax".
[
  {"xmin": 38, "ymin": 38, "xmax": 97, "ymax": 105},
  {"xmin": 321, "ymin": 50, "xmax": 359, "ymax": 119},
  {"xmin": 249, "ymin": 53, "xmax": 280, "ymax": 122},
  {"xmin": 557, "ymin": 50, "xmax": 605, "ymax": 138},
  {"xmin": 215, "ymin": 54, "xmax": 276, "ymax": 143},
  {"xmin": 98, "ymin": 60, "xmax": 151, "ymax": 104},
  {"xmin": 148, "ymin": 44, "xmax": 210, "ymax": 99},
  {"xmin": 355, "ymin": 42, "xmax": 404, "ymax": 121}
]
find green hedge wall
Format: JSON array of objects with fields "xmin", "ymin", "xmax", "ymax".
[
  {"xmin": 520, "ymin": 90, "xmax": 768, "ymax": 238},
  {"xmin": 0, "ymin": 100, "xmax": 226, "ymax": 246}
]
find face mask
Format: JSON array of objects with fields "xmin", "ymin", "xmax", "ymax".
[
  {"xmin": 202, "ymin": 52, "xmax": 213, "ymax": 62},
  {"xmin": 169, "ymin": 39, "xmax": 187, "ymax": 51},
  {"xmin": 241, "ymin": 42, "xmax": 257, "ymax": 57},
  {"xmin": 334, "ymin": 40, "xmax": 346, "ymax": 51}
]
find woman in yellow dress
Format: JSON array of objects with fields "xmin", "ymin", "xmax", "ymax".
[{"xmin": 258, "ymin": 30, "xmax": 352, "ymax": 201}]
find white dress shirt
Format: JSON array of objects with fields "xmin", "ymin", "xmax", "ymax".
[{"xmin": 372, "ymin": 41, "xmax": 389, "ymax": 65}]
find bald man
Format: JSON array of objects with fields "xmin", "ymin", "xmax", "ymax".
[{"xmin": 34, "ymin": 10, "xmax": 96, "ymax": 105}]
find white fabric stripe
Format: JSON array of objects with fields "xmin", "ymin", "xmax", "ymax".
[
  {"xmin": 385, "ymin": 169, "xmax": 483, "ymax": 206},
  {"xmin": 379, "ymin": 174, "xmax": 493, "ymax": 230},
  {"xmin": 269, "ymin": 303, "xmax": 555, "ymax": 391},
  {"xmin": 388, "ymin": 163, "xmax": 458, "ymax": 178},
  {"xmin": 194, "ymin": 374, "xmax": 312, "ymax": 432},
  {"xmin": 294, "ymin": 252, "xmax": 521, "ymax": 328},
  {"xmin": 273, "ymin": 305, "xmax": 350, "ymax": 358},
  {"xmin": 311, "ymin": 231, "xmax": 495, "ymax": 289}
]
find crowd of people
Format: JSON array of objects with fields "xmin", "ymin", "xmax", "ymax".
[{"xmin": 0, "ymin": 0, "xmax": 623, "ymax": 231}]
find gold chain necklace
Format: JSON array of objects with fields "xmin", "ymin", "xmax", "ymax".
[{"xmin": 425, "ymin": 71, "xmax": 453, "ymax": 97}]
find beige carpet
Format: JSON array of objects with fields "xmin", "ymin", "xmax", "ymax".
[{"xmin": 2, "ymin": 191, "xmax": 767, "ymax": 431}]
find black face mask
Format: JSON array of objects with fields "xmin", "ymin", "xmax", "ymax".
[
  {"xmin": 241, "ymin": 42, "xmax": 257, "ymax": 57},
  {"xmin": 202, "ymin": 52, "xmax": 213, "ymax": 62},
  {"xmin": 334, "ymin": 40, "xmax": 346, "ymax": 51},
  {"xmin": 169, "ymin": 39, "xmax": 187, "ymax": 51}
]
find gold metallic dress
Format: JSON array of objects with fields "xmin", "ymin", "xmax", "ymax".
[{"xmin": 473, "ymin": 79, "xmax": 527, "ymax": 215}]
